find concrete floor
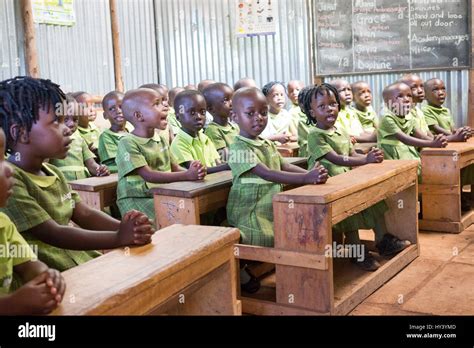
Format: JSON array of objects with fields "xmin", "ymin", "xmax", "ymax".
[{"xmin": 350, "ymin": 226, "xmax": 474, "ymax": 315}]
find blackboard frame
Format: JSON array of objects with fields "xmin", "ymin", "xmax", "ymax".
[{"xmin": 312, "ymin": 0, "xmax": 472, "ymax": 77}]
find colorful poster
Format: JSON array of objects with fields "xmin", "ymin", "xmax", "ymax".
[
  {"xmin": 236, "ymin": 0, "xmax": 277, "ymax": 37},
  {"xmin": 32, "ymin": 0, "xmax": 76, "ymax": 26}
]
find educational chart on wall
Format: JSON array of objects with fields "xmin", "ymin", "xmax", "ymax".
[
  {"xmin": 315, "ymin": 0, "xmax": 470, "ymax": 75},
  {"xmin": 236, "ymin": 0, "xmax": 277, "ymax": 37},
  {"xmin": 32, "ymin": 0, "xmax": 76, "ymax": 26}
]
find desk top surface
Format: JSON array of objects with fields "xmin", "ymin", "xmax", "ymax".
[
  {"xmin": 51, "ymin": 224, "xmax": 240, "ymax": 315},
  {"xmin": 421, "ymin": 138, "xmax": 474, "ymax": 156},
  {"xmin": 150, "ymin": 157, "xmax": 307, "ymax": 198},
  {"xmin": 274, "ymin": 160, "xmax": 419, "ymax": 204},
  {"xmin": 69, "ymin": 173, "xmax": 118, "ymax": 192}
]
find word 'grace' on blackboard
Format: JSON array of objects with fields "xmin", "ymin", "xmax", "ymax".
[{"xmin": 315, "ymin": 0, "xmax": 470, "ymax": 75}]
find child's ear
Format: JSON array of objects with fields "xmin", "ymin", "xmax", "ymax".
[
  {"xmin": 133, "ymin": 111, "xmax": 143, "ymax": 122},
  {"xmin": 207, "ymin": 104, "xmax": 213, "ymax": 113},
  {"xmin": 9, "ymin": 125, "xmax": 29, "ymax": 144},
  {"xmin": 230, "ymin": 110, "xmax": 236, "ymax": 121}
]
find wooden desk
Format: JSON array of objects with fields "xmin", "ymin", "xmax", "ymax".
[
  {"xmin": 69, "ymin": 174, "xmax": 118, "ymax": 211},
  {"xmin": 277, "ymin": 142, "xmax": 300, "ymax": 157},
  {"xmin": 235, "ymin": 160, "xmax": 419, "ymax": 315},
  {"xmin": 52, "ymin": 224, "xmax": 241, "ymax": 315},
  {"xmin": 151, "ymin": 157, "xmax": 307, "ymax": 228},
  {"xmin": 419, "ymin": 140, "xmax": 474, "ymax": 233}
]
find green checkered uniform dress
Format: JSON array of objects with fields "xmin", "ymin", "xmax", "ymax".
[
  {"xmin": 353, "ymin": 106, "xmax": 378, "ymax": 133},
  {"xmin": 204, "ymin": 122, "xmax": 239, "ymax": 150},
  {"xmin": 98, "ymin": 128, "xmax": 129, "ymax": 173},
  {"xmin": 49, "ymin": 131, "xmax": 95, "ymax": 181},
  {"xmin": 167, "ymin": 108, "xmax": 182, "ymax": 135},
  {"xmin": 335, "ymin": 106, "xmax": 365, "ymax": 137},
  {"xmin": 411, "ymin": 106, "xmax": 431, "ymax": 136},
  {"xmin": 170, "ymin": 129, "xmax": 221, "ymax": 168},
  {"xmin": 116, "ymin": 133, "xmax": 172, "ymax": 224},
  {"xmin": 0, "ymin": 163, "xmax": 101, "ymax": 271},
  {"xmin": 422, "ymin": 105, "xmax": 474, "ymax": 186},
  {"xmin": 227, "ymin": 136, "xmax": 284, "ymax": 247},
  {"xmin": 290, "ymin": 106, "xmax": 312, "ymax": 158},
  {"xmin": 78, "ymin": 124, "xmax": 101, "ymax": 150},
  {"xmin": 307, "ymin": 126, "xmax": 388, "ymax": 233}
]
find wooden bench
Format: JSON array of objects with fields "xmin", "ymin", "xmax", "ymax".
[
  {"xmin": 69, "ymin": 173, "xmax": 118, "ymax": 211},
  {"xmin": 51, "ymin": 224, "xmax": 241, "ymax": 315},
  {"xmin": 151, "ymin": 157, "xmax": 307, "ymax": 228},
  {"xmin": 419, "ymin": 140, "xmax": 474, "ymax": 233},
  {"xmin": 277, "ymin": 142, "xmax": 300, "ymax": 157},
  {"xmin": 235, "ymin": 160, "xmax": 419, "ymax": 315}
]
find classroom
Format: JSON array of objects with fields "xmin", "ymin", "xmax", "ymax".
[{"xmin": 0, "ymin": 0, "xmax": 473, "ymax": 325}]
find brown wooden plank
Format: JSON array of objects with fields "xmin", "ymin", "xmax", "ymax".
[
  {"xmin": 274, "ymin": 160, "xmax": 419, "ymax": 204},
  {"xmin": 241, "ymin": 297, "xmax": 330, "ymax": 316},
  {"xmin": 154, "ymin": 196, "xmax": 200, "ymax": 228},
  {"xmin": 51, "ymin": 225, "xmax": 240, "ymax": 315},
  {"xmin": 20, "ymin": 0, "xmax": 40, "ymax": 77},
  {"xmin": 69, "ymin": 173, "xmax": 119, "ymax": 192}
]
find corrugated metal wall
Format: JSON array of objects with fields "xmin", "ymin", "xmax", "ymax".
[
  {"xmin": 155, "ymin": 0, "xmax": 312, "ymax": 88},
  {"xmin": 35, "ymin": 0, "xmax": 115, "ymax": 94},
  {"xmin": 117, "ymin": 0, "xmax": 159, "ymax": 90},
  {"xmin": 324, "ymin": 70, "xmax": 469, "ymax": 127},
  {"xmin": 0, "ymin": 0, "xmax": 23, "ymax": 80}
]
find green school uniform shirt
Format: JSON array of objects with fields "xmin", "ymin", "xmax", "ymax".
[
  {"xmin": 227, "ymin": 136, "xmax": 284, "ymax": 247},
  {"xmin": 307, "ymin": 126, "xmax": 353, "ymax": 177},
  {"xmin": 335, "ymin": 106, "xmax": 365, "ymax": 137},
  {"xmin": 167, "ymin": 108, "xmax": 182, "ymax": 135},
  {"xmin": 261, "ymin": 109, "xmax": 293, "ymax": 138},
  {"xmin": 411, "ymin": 106, "xmax": 431, "ymax": 136},
  {"xmin": 117, "ymin": 132, "xmax": 172, "ymax": 201},
  {"xmin": 204, "ymin": 122, "xmax": 240, "ymax": 150},
  {"xmin": 422, "ymin": 105, "xmax": 455, "ymax": 132},
  {"xmin": 0, "ymin": 213, "xmax": 37, "ymax": 295},
  {"xmin": 353, "ymin": 106, "xmax": 378, "ymax": 133},
  {"xmin": 49, "ymin": 131, "xmax": 95, "ymax": 181},
  {"xmin": 0, "ymin": 163, "xmax": 100, "ymax": 271},
  {"xmin": 98, "ymin": 128, "xmax": 129, "ymax": 173},
  {"xmin": 290, "ymin": 106, "xmax": 312, "ymax": 157},
  {"xmin": 77, "ymin": 123, "xmax": 101, "ymax": 149},
  {"xmin": 289, "ymin": 105, "xmax": 301, "ymax": 131},
  {"xmin": 170, "ymin": 129, "xmax": 220, "ymax": 168}
]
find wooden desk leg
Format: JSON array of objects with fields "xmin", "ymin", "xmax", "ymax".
[
  {"xmin": 274, "ymin": 202, "xmax": 333, "ymax": 314},
  {"xmin": 154, "ymin": 195, "xmax": 200, "ymax": 229},
  {"xmin": 384, "ymin": 184, "xmax": 419, "ymax": 246},
  {"xmin": 76, "ymin": 191, "xmax": 102, "ymax": 211}
]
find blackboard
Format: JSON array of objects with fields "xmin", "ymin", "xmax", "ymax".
[{"xmin": 314, "ymin": 0, "xmax": 471, "ymax": 75}]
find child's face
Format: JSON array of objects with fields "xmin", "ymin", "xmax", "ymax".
[
  {"xmin": 425, "ymin": 79, "xmax": 446, "ymax": 107},
  {"xmin": 288, "ymin": 81, "xmax": 304, "ymax": 105},
  {"xmin": 233, "ymin": 92, "xmax": 269, "ymax": 139},
  {"xmin": 177, "ymin": 94, "xmax": 207, "ymax": 134},
  {"xmin": 267, "ymin": 84, "xmax": 287, "ymax": 113},
  {"xmin": 386, "ymin": 84, "xmax": 413, "ymax": 116},
  {"xmin": 209, "ymin": 85, "xmax": 233, "ymax": 118},
  {"xmin": 139, "ymin": 90, "xmax": 170, "ymax": 131},
  {"xmin": 335, "ymin": 81, "xmax": 353, "ymax": 106},
  {"xmin": 353, "ymin": 83, "xmax": 372, "ymax": 109},
  {"xmin": 310, "ymin": 91, "xmax": 339, "ymax": 130},
  {"xmin": 404, "ymin": 76, "xmax": 425, "ymax": 104},
  {"xmin": 0, "ymin": 129, "xmax": 14, "ymax": 208},
  {"xmin": 103, "ymin": 95, "xmax": 125, "ymax": 128},
  {"xmin": 64, "ymin": 115, "xmax": 79, "ymax": 133},
  {"xmin": 17, "ymin": 105, "xmax": 72, "ymax": 160}
]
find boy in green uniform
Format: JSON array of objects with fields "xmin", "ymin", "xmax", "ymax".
[
  {"xmin": 171, "ymin": 90, "xmax": 229, "ymax": 173},
  {"xmin": 399, "ymin": 74, "xmax": 432, "ymax": 138},
  {"xmin": 423, "ymin": 78, "xmax": 473, "ymax": 209},
  {"xmin": 50, "ymin": 95, "xmax": 110, "ymax": 181},
  {"xmin": 378, "ymin": 82, "xmax": 448, "ymax": 179},
  {"xmin": 98, "ymin": 91, "xmax": 129, "ymax": 173},
  {"xmin": 293, "ymin": 86, "xmax": 313, "ymax": 157},
  {"xmin": 287, "ymin": 80, "xmax": 305, "ymax": 130},
  {"xmin": 167, "ymin": 87, "xmax": 185, "ymax": 136},
  {"xmin": 0, "ymin": 128, "xmax": 66, "ymax": 314},
  {"xmin": 116, "ymin": 88, "xmax": 206, "ymax": 226},
  {"xmin": 72, "ymin": 91, "xmax": 101, "ymax": 156},
  {"xmin": 304, "ymin": 83, "xmax": 412, "ymax": 271},
  {"xmin": 330, "ymin": 79, "xmax": 375, "ymax": 143},
  {"xmin": 0, "ymin": 77, "xmax": 154, "ymax": 271},
  {"xmin": 351, "ymin": 81, "xmax": 379, "ymax": 134},
  {"xmin": 203, "ymin": 83, "xmax": 239, "ymax": 161},
  {"xmin": 228, "ymin": 87, "xmax": 328, "ymax": 292}
]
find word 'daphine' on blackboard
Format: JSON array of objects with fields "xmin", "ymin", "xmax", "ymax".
[{"xmin": 315, "ymin": 0, "xmax": 470, "ymax": 75}]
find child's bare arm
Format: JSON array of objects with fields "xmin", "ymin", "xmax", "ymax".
[
  {"xmin": 251, "ymin": 163, "xmax": 327, "ymax": 185},
  {"xmin": 395, "ymin": 131, "xmax": 448, "ymax": 148},
  {"xmin": 324, "ymin": 149, "xmax": 377, "ymax": 167},
  {"xmin": 413, "ymin": 128, "xmax": 434, "ymax": 141},
  {"xmin": 266, "ymin": 133, "xmax": 291, "ymax": 144},
  {"xmin": 85, "ymin": 158, "xmax": 110, "ymax": 177},
  {"xmin": 429, "ymin": 124, "xmax": 451, "ymax": 136},
  {"xmin": 281, "ymin": 162, "xmax": 307, "ymax": 173},
  {"xmin": 136, "ymin": 161, "xmax": 206, "ymax": 182},
  {"xmin": 354, "ymin": 131, "xmax": 377, "ymax": 143},
  {"xmin": 207, "ymin": 163, "xmax": 230, "ymax": 174}
]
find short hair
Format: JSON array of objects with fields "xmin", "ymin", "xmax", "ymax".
[
  {"xmin": 0, "ymin": 76, "xmax": 66, "ymax": 150},
  {"xmin": 174, "ymin": 90, "xmax": 204, "ymax": 112}
]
